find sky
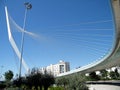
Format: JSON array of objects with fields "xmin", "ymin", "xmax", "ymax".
[{"xmin": 0, "ymin": 0, "xmax": 115, "ymax": 77}]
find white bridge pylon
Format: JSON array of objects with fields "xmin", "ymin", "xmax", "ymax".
[{"xmin": 5, "ymin": 6, "xmax": 29, "ymax": 73}]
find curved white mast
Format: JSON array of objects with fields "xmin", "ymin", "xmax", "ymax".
[{"xmin": 5, "ymin": 6, "xmax": 29, "ymax": 73}]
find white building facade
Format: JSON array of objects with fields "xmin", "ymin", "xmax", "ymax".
[{"xmin": 39, "ymin": 60, "xmax": 70, "ymax": 76}]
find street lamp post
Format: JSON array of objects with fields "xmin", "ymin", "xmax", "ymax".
[{"xmin": 19, "ymin": 2, "xmax": 32, "ymax": 79}]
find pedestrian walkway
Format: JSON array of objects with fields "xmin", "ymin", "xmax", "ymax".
[{"xmin": 88, "ymin": 84, "xmax": 120, "ymax": 90}]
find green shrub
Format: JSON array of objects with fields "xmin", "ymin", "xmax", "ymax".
[
  {"xmin": 0, "ymin": 83, "xmax": 6, "ymax": 89},
  {"xmin": 49, "ymin": 86, "xmax": 64, "ymax": 90}
]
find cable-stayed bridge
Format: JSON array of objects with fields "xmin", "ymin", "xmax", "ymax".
[
  {"xmin": 4, "ymin": 0, "xmax": 120, "ymax": 77},
  {"xmin": 57, "ymin": 0, "xmax": 120, "ymax": 77}
]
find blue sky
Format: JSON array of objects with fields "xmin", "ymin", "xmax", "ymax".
[{"xmin": 0, "ymin": 0, "xmax": 115, "ymax": 76}]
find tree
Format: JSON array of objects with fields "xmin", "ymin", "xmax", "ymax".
[
  {"xmin": 115, "ymin": 68, "xmax": 120, "ymax": 78},
  {"xmin": 56, "ymin": 77, "xmax": 69, "ymax": 89},
  {"xmin": 26, "ymin": 68, "xmax": 55, "ymax": 90},
  {"xmin": 13, "ymin": 77, "xmax": 25, "ymax": 88},
  {"xmin": 0, "ymin": 81, "xmax": 6, "ymax": 89},
  {"xmin": 26, "ymin": 72, "xmax": 43, "ymax": 90},
  {"xmin": 68, "ymin": 74, "xmax": 88, "ymax": 90},
  {"xmin": 4, "ymin": 70, "xmax": 14, "ymax": 82},
  {"xmin": 100, "ymin": 69, "xmax": 108, "ymax": 80},
  {"xmin": 89, "ymin": 71, "xmax": 100, "ymax": 81},
  {"xmin": 109, "ymin": 68, "xmax": 120, "ymax": 80},
  {"xmin": 26, "ymin": 68, "xmax": 43, "ymax": 90},
  {"xmin": 4, "ymin": 70, "xmax": 14, "ymax": 88},
  {"xmin": 109, "ymin": 71, "xmax": 116, "ymax": 79},
  {"xmin": 42, "ymin": 73, "xmax": 55, "ymax": 90}
]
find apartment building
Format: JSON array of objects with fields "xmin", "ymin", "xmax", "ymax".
[{"xmin": 39, "ymin": 60, "xmax": 70, "ymax": 76}]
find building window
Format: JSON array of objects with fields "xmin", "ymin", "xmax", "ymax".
[{"xmin": 60, "ymin": 65, "xmax": 64, "ymax": 73}]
